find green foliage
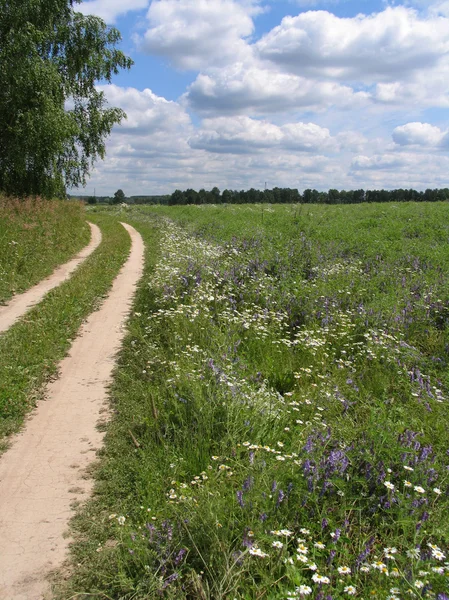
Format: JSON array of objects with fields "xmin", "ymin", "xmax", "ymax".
[
  {"xmin": 112, "ymin": 189, "xmax": 126, "ymax": 204},
  {"xmin": 0, "ymin": 0, "xmax": 133, "ymax": 198}
]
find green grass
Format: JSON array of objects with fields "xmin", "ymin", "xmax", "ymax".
[
  {"xmin": 57, "ymin": 203, "xmax": 449, "ymax": 600},
  {"xmin": 0, "ymin": 197, "xmax": 90, "ymax": 304},
  {"xmin": 0, "ymin": 213, "xmax": 131, "ymax": 446}
]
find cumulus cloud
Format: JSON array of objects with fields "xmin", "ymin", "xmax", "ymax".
[
  {"xmin": 256, "ymin": 7, "xmax": 449, "ymax": 83},
  {"xmin": 184, "ymin": 62, "xmax": 370, "ymax": 115},
  {"xmin": 138, "ymin": 0, "xmax": 258, "ymax": 70},
  {"xmin": 100, "ymin": 85, "xmax": 191, "ymax": 135},
  {"xmin": 189, "ymin": 116, "xmax": 335, "ymax": 153},
  {"xmin": 77, "ymin": 0, "xmax": 149, "ymax": 23},
  {"xmin": 392, "ymin": 122, "xmax": 447, "ymax": 146},
  {"xmin": 351, "ymin": 153, "xmax": 408, "ymax": 171}
]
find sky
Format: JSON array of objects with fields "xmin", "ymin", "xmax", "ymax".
[{"xmin": 74, "ymin": 0, "xmax": 449, "ymax": 196}]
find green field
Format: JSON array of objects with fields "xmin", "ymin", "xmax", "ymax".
[
  {"xmin": 57, "ymin": 202, "xmax": 449, "ymax": 600},
  {"xmin": 0, "ymin": 197, "xmax": 90, "ymax": 304}
]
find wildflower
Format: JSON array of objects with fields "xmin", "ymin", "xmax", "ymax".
[
  {"xmin": 297, "ymin": 553, "xmax": 308, "ymax": 563},
  {"xmin": 344, "ymin": 586, "xmax": 357, "ymax": 595},
  {"xmin": 384, "ymin": 481, "xmax": 395, "ymax": 491},
  {"xmin": 390, "ymin": 588, "xmax": 401, "ymax": 595},
  {"xmin": 360, "ymin": 565, "xmax": 370, "ymax": 573},
  {"xmin": 279, "ymin": 529, "xmax": 294, "ymax": 536},
  {"xmin": 404, "ymin": 465, "xmax": 414, "ymax": 471},
  {"xmin": 117, "ymin": 516, "xmax": 126, "ymax": 526},
  {"xmin": 406, "ymin": 548, "xmax": 420, "ymax": 559},
  {"xmin": 390, "ymin": 568, "xmax": 400, "ymax": 578},
  {"xmin": 300, "ymin": 528, "xmax": 310, "ymax": 535},
  {"xmin": 427, "ymin": 543, "xmax": 441, "ymax": 551},
  {"xmin": 297, "ymin": 543, "xmax": 308, "ymax": 554},
  {"xmin": 432, "ymin": 566, "xmax": 444, "ymax": 574},
  {"xmin": 298, "ymin": 585, "xmax": 312, "ymax": 596},
  {"xmin": 249, "ymin": 547, "xmax": 269, "ymax": 558},
  {"xmin": 338, "ymin": 566, "xmax": 351, "ymax": 575},
  {"xmin": 211, "ymin": 456, "xmax": 219, "ymax": 461},
  {"xmin": 312, "ymin": 573, "xmax": 330, "ymax": 584},
  {"xmin": 314, "ymin": 542, "xmax": 326, "ymax": 549},
  {"xmin": 372, "ymin": 561, "xmax": 387, "ymax": 571},
  {"xmin": 433, "ymin": 487, "xmax": 442, "ymax": 495},
  {"xmin": 384, "ymin": 547, "xmax": 398, "ymax": 555},
  {"xmin": 308, "ymin": 563, "xmax": 318, "ymax": 571},
  {"xmin": 432, "ymin": 549, "xmax": 446, "ymax": 561},
  {"xmin": 276, "ymin": 456, "xmax": 286, "ymax": 461},
  {"xmin": 414, "ymin": 581, "xmax": 424, "ymax": 589},
  {"xmin": 414, "ymin": 486, "xmax": 425, "ymax": 494},
  {"xmin": 272, "ymin": 541, "xmax": 284, "ymax": 549},
  {"xmin": 404, "ymin": 480, "xmax": 412, "ymax": 488}
]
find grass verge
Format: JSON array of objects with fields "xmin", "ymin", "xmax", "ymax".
[
  {"xmin": 0, "ymin": 197, "xmax": 90, "ymax": 304},
  {"xmin": 57, "ymin": 204, "xmax": 449, "ymax": 600},
  {"xmin": 0, "ymin": 213, "xmax": 131, "ymax": 447}
]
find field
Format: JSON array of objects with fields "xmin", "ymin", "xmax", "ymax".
[
  {"xmin": 0, "ymin": 197, "xmax": 90, "ymax": 304},
  {"xmin": 56, "ymin": 202, "xmax": 449, "ymax": 600}
]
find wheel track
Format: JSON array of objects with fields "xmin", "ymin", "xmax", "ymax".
[
  {"xmin": 0, "ymin": 222, "xmax": 144, "ymax": 600},
  {"xmin": 0, "ymin": 222, "xmax": 102, "ymax": 335}
]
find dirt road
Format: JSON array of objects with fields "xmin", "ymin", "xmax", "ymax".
[
  {"xmin": 0, "ymin": 222, "xmax": 102, "ymax": 335},
  {"xmin": 0, "ymin": 222, "xmax": 144, "ymax": 600}
]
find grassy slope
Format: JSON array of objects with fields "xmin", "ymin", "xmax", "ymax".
[
  {"xmin": 0, "ymin": 213, "xmax": 131, "ymax": 446},
  {"xmin": 58, "ymin": 203, "xmax": 449, "ymax": 600},
  {"xmin": 0, "ymin": 197, "xmax": 90, "ymax": 304}
]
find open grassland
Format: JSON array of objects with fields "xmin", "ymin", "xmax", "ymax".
[
  {"xmin": 0, "ymin": 197, "xmax": 90, "ymax": 304},
  {"xmin": 59, "ymin": 203, "xmax": 449, "ymax": 600},
  {"xmin": 0, "ymin": 213, "xmax": 130, "ymax": 446}
]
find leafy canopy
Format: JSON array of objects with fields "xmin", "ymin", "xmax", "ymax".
[{"xmin": 0, "ymin": 0, "xmax": 133, "ymax": 198}]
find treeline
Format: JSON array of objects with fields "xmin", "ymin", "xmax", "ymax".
[{"xmin": 167, "ymin": 187, "xmax": 449, "ymax": 205}]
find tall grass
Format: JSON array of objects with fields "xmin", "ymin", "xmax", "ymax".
[
  {"xmin": 58, "ymin": 204, "xmax": 449, "ymax": 600},
  {"xmin": 0, "ymin": 196, "xmax": 90, "ymax": 304}
]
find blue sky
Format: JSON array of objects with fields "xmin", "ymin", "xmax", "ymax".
[{"xmin": 75, "ymin": 0, "xmax": 449, "ymax": 196}]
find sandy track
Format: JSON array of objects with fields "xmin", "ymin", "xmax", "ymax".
[
  {"xmin": 0, "ymin": 222, "xmax": 102, "ymax": 335},
  {"xmin": 0, "ymin": 222, "xmax": 144, "ymax": 600}
]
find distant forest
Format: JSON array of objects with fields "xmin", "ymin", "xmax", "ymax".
[
  {"xmin": 71, "ymin": 187, "xmax": 449, "ymax": 205},
  {"xmin": 167, "ymin": 187, "xmax": 449, "ymax": 205}
]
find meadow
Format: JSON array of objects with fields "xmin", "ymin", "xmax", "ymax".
[
  {"xmin": 58, "ymin": 202, "xmax": 449, "ymax": 600},
  {"xmin": 0, "ymin": 197, "xmax": 90, "ymax": 304}
]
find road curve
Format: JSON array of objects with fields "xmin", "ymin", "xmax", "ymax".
[
  {"xmin": 0, "ymin": 222, "xmax": 144, "ymax": 600},
  {"xmin": 0, "ymin": 221, "xmax": 102, "ymax": 335}
]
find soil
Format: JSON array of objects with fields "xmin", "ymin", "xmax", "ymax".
[{"xmin": 0, "ymin": 222, "xmax": 144, "ymax": 600}]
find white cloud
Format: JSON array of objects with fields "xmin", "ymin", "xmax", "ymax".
[
  {"xmin": 99, "ymin": 85, "xmax": 191, "ymax": 135},
  {"xmin": 77, "ymin": 0, "xmax": 150, "ymax": 23},
  {"xmin": 189, "ymin": 116, "xmax": 335, "ymax": 153},
  {"xmin": 392, "ymin": 122, "xmax": 447, "ymax": 146},
  {"xmin": 139, "ymin": 0, "xmax": 258, "ymax": 70},
  {"xmin": 350, "ymin": 153, "xmax": 408, "ymax": 171},
  {"xmin": 184, "ymin": 62, "xmax": 370, "ymax": 115},
  {"xmin": 256, "ymin": 7, "xmax": 449, "ymax": 83}
]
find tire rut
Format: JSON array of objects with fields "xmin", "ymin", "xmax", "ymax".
[{"xmin": 0, "ymin": 222, "xmax": 144, "ymax": 600}]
